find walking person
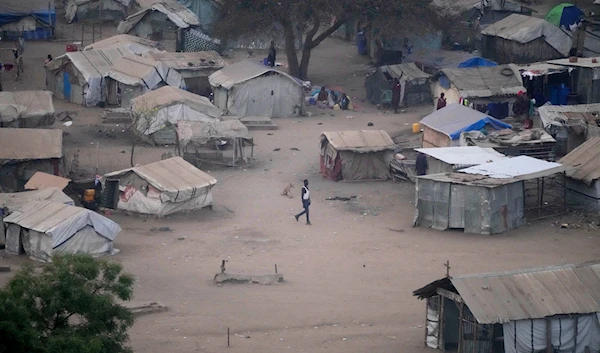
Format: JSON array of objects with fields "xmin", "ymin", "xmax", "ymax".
[
  {"xmin": 267, "ymin": 41, "xmax": 276, "ymax": 67},
  {"xmin": 391, "ymin": 78, "xmax": 401, "ymax": 113},
  {"xmin": 294, "ymin": 179, "xmax": 311, "ymax": 225}
]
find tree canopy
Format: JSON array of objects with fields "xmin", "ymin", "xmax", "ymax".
[
  {"xmin": 0, "ymin": 255, "xmax": 135, "ymax": 353},
  {"xmin": 215, "ymin": 0, "xmax": 439, "ymax": 79}
]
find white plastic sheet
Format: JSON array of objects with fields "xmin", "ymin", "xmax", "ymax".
[
  {"xmin": 116, "ymin": 185, "xmax": 213, "ymax": 217},
  {"xmin": 503, "ymin": 314, "xmax": 600, "ymax": 353}
]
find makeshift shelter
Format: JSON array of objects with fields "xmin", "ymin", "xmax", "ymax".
[
  {"xmin": 365, "ymin": 63, "xmax": 431, "ymax": 106},
  {"xmin": 546, "ymin": 57, "xmax": 600, "ymax": 104},
  {"xmin": 517, "ymin": 62, "xmax": 572, "ymax": 106},
  {"xmin": 105, "ymin": 54, "xmax": 186, "ymax": 108},
  {"xmin": 101, "ymin": 156, "xmax": 217, "ymax": 216},
  {"xmin": 559, "ymin": 137, "xmax": 600, "ymax": 211},
  {"xmin": 209, "ymin": 60, "xmax": 304, "ymax": 118},
  {"xmin": 173, "ymin": 0, "xmax": 220, "ymax": 33},
  {"xmin": 65, "ymin": 0, "xmax": 131, "ymax": 24},
  {"xmin": 319, "ymin": 130, "xmax": 396, "ymax": 181},
  {"xmin": 414, "ymin": 156, "xmax": 567, "ymax": 234},
  {"xmin": 545, "ymin": 3, "xmax": 583, "ymax": 29},
  {"xmin": 415, "ymin": 147, "xmax": 507, "ymax": 174},
  {"xmin": 4, "ymin": 200, "xmax": 120, "ymax": 261},
  {"xmin": 460, "ymin": 128, "xmax": 557, "ymax": 161},
  {"xmin": 420, "ymin": 104, "xmax": 512, "ymax": 148},
  {"xmin": 0, "ymin": 188, "xmax": 73, "ymax": 212},
  {"xmin": 130, "ymin": 86, "xmax": 221, "ymax": 144},
  {"xmin": 481, "ymin": 14, "xmax": 573, "ymax": 64},
  {"xmin": 117, "ymin": 0, "xmax": 200, "ymax": 52},
  {"xmin": 177, "ymin": 120, "xmax": 254, "ymax": 166},
  {"xmin": 144, "ymin": 51, "xmax": 225, "ymax": 96},
  {"xmin": 24, "ymin": 172, "xmax": 70, "ymax": 191},
  {"xmin": 0, "ymin": 128, "xmax": 63, "ymax": 192},
  {"xmin": 431, "ymin": 65, "xmax": 526, "ymax": 119},
  {"xmin": 46, "ymin": 47, "xmax": 135, "ymax": 107},
  {"xmin": 403, "ymin": 48, "xmax": 479, "ymax": 75},
  {"xmin": 538, "ymin": 103, "xmax": 600, "ymax": 155},
  {"xmin": 84, "ymin": 34, "xmax": 163, "ymax": 54},
  {"xmin": 413, "ymin": 262, "xmax": 600, "ymax": 353},
  {"xmin": 0, "ymin": 91, "xmax": 55, "ymax": 128},
  {"xmin": 0, "ymin": 0, "xmax": 55, "ymax": 40}
]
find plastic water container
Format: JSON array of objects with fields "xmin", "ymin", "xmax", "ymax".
[
  {"xmin": 357, "ymin": 32, "xmax": 367, "ymax": 56},
  {"xmin": 412, "ymin": 123, "xmax": 420, "ymax": 133},
  {"xmin": 83, "ymin": 189, "xmax": 95, "ymax": 202}
]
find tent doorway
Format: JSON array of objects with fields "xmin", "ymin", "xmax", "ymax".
[{"xmin": 101, "ymin": 179, "xmax": 119, "ymax": 209}]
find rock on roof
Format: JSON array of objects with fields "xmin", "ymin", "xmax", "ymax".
[{"xmin": 439, "ymin": 64, "xmax": 525, "ymax": 98}]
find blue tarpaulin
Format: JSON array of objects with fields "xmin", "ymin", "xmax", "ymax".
[
  {"xmin": 449, "ymin": 117, "xmax": 511, "ymax": 140},
  {"xmin": 458, "ymin": 57, "xmax": 498, "ymax": 68},
  {"xmin": 0, "ymin": 0, "xmax": 55, "ymax": 27}
]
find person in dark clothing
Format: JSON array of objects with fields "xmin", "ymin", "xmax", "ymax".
[
  {"xmin": 294, "ymin": 179, "xmax": 311, "ymax": 225},
  {"xmin": 391, "ymin": 78, "xmax": 401, "ymax": 113},
  {"xmin": 339, "ymin": 93, "xmax": 350, "ymax": 110},
  {"xmin": 416, "ymin": 153, "xmax": 428, "ymax": 176},
  {"xmin": 267, "ymin": 41, "xmax": 276, "ymax": 67},
  {"xmin": 436, "ymin": 93, "xmax": 447, "ymax": 110}
]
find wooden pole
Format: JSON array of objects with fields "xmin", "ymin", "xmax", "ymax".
[
  {"xmin": 227, "ymin": 327, "xmax": 230, "ymax": 347},
  {"xmin": 275, "ymin": 264, "xmax": 277, "ymax": 274},
  {"xmin": 545, "ymin": 318, "xmax": 552, "ymax": 353},
  {"xmin": 81, "ymin": 24, "xmax": 84, "ymax": 46},
  {"xmin": 95, "ymin": 141, "xmax": 100, "ymax": 175}
]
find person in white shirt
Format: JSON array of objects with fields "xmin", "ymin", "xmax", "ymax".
[{"xmin": 294, "ymin": 179, "xmax": 311, "ymax": 225}]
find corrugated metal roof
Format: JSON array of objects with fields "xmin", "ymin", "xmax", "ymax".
[
  {"xmin": 131, "ymin": 86, "xmax": 221, "ymax": 118},
  {"xmin": 146, "ymin": 51, "xmax": 225, "ymax": 71},
  {"xmin": 416, "ymin": 146, "xmax": 507, "ymax": 166},
  {"xmin": 559, "ymin": 137, "xmax": 600, "ymax": 185},
  {"xmin": 414, "ymin": 262, "xmax": 600, "ymax": 324},
  {"xmin": 321, "ymin": 130, "xmax": 396, "ymax": 152},
  {"xmin": 0, "ymin": 128, "xmax": 62, "ymax": 160},
  {"xmin": 458, "ymin": 155, "xmax": 566, "ymax": 179},
  {"xmin": 419, "ymin": 103, "xmax": 512, "ymax": 138},
  {"xmin": 481, "ymin": 14, "xmax": 572, "ymax": 56},
  {"xmin": 83, "ymin": 34, "xmax": 163, "ymax": 54},
  {"xmin": 104, "ymin": 156, "xmax": 217, "ymax": 195},
  {"xmin": 48, "ymin": 47, "xmax": 135, "ymax": 83},
  {"xmin": 0, "ymin": 91, "xmax": 55, "ymax": 121},
  {"xmin": 209, "ymin": 60, "xmax": 301, "ymax": 90},
  {"xmin": 440, "ymin": 64, "xmax": 525, "ymax": 98},
  {"xmin": 382, "ymin": 63, "xmax": 430, "ymax": 81}
]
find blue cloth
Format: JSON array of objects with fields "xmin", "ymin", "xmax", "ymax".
[
  {"xmin": 488, "ymin": 102, "xmax": 509, "ymax": 119},
  {"xmin": 560, "ymin": 6, "xmax": 584, "ymax": 28},
  {"xmin": 448, "ymin": 117, "xmax": 511, "ymax": 140},
  {"xmin": 0, "ymin": 10, "xmax": 55, "ymax": 27},
  {"xmin": 458, "ymin": 57, "xmax": 498, "ymax": 68}
]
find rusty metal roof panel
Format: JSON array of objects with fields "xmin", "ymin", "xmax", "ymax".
[
  {"xmin": 447, "ymin": 263, "xmax": 600, "ymax": 324},
  {"xmin": 559, "ymin": 137, "xmax": 600, "ymax": 185}
]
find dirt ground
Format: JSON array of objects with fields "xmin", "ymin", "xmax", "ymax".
[{"xmin": 1, "ymin": 16, "xmax": 600, "ymax": 353}]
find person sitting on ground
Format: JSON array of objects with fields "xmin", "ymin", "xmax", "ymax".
[
  {"xmin": 317, "ymin": 86, "xmax": 329, "ymax": 102},
  {"xmin": 340, "ymin": 93, "xmax": 350, "ymax": 110},
  {"xmin": 436, "ymin": 93, "xmax": 447, "ymax": 110}
]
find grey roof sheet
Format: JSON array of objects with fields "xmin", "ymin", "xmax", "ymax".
[
  {"xmin": 440, "ymin": 64, "xmax": 525, "ymax": 98},
  {"xmin": 209, "ymin": 60, "xmax": 301, "ymax": 90},
  {"xmin": 458, "ymin": 155, "xmax": 565, "ymax": 179},
  {"xmin": 321, "ymin": 130, "xmax": 396, "ymax": 152},
  {"xmin": 382, "ymin": 63, "xmax": 430, "ymax": 81},
  {"xmin": 0, "ymin": 128, "xmax": 62, "ymax": 160},
  {"xmin": 414, "ymin": 262, "xmax": 600, "ymax": 323},
  {"xmin": 131, "ymin": 86, "xmax": 221, "ymax": 118},
  {"xmin": 559, "ymin": 137, "xmax": 600, "ymax": 185}
]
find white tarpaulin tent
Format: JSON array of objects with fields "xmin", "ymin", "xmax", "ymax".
[
  {"xmin": 209, "ymin": 60, "xmax": 304, "ymax": 117},
  {"xmin": 105, "ymin": 54, "xmax": 186, "ymax": 107},
  {"xmin": 130, "ymin": 86, "xmax": 221, "ymax": 143},
  {"xmin": 3, "ymin": 200, "xmax": 120, "ymax": 261},
  {"xmin": 0, "ymin": 91, "xmax": 55, "ymax": 128},
  {"xmin": 101, "ymin": 156, "xmax": 217, "ymax": 216},
  {"xmin": 46, "ymin": 47, "xmax": 135, "ymax": 106},
  {"xmin": 84, "ymin": 34, "xmax": 163, "ymax": 55}
]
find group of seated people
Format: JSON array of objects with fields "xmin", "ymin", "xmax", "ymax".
[{"xmin": 313, "ymin": 86, "xmax": 351, "ymax": 110}]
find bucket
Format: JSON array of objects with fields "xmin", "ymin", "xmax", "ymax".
[
  {"xmin": 83, "ymin": 189, "xmax": 95, "ymax": 202},
  {"xmin": 412, "ymin": 123, "xmax": 420, "ymax": 134}
]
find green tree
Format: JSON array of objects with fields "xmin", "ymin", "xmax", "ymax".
[
  {"xmin": 215, "ymin": 0, "xmax": 438, "ymax": 80},
  {"xmin": 0, "ymin": 254, "xmax": 135, "ymax": 353}
]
